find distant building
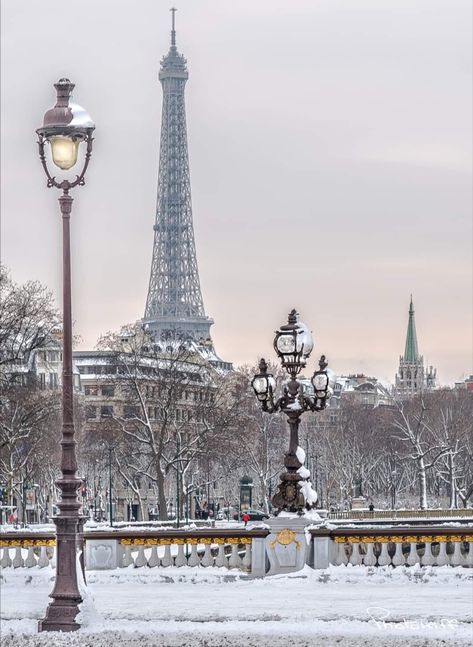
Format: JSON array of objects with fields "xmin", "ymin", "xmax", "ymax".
[
  {"xmin": 454, "ymin": 375, "xmax": 473, "ymax": 391},
  {"xmin": 395, "ymin": 297, "xmax": 436, "ymax": 399},
  {"xmin": 1, "ymin": 330, "xmax": 80, "ymax": 392},
  {"xmin": 333, "ymin": 374, "xmax": 392, "ymax": 407}
]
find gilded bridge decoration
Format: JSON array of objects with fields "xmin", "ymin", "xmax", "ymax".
[
  {"xmin": 0, "ymin": 539, "xmax": 56, "ymax": 548},
  {"xmin": 333, "ymin": 535, "xmax": 473, "ymax": 544},
  {"xmin": 269, "ymin": 528, "xmax": 301, "ymax": 550},
  {"xmin": 119, "ymin": 537, "xmax": 252, "ymax": 546}
]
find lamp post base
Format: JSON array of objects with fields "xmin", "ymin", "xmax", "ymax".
[{"xmin": 38, "ymin": 597, "xmax": 82, "ymax": 632}]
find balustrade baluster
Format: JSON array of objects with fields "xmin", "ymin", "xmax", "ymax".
[
  {"xmin": 121, "ymin": 544, "xmax": 132, "ymax": 567},
  {"xmin": 215, "ymin": 544, "xmax": 227, "ymax": 568},
  {"xmin": 25, "ymin": 546, "xmax": 37, "ymax": 568},
  {"xmin": 391, "ymin": 542, "xmax": 405, "ymax": 567},
  {"xmin": 0, "ymin": 547, "xmax": 12, "ymax": 568},
  {"xmin": 38, "ymin": 546, "xmax": 49, "ymax": 568},
  {"xmin": 450, "ymin": 541, "xmax": 463, "ymax": 566},
  {"xmin": 188, "ymin": 544, "xmax": 200, "ymax": 567},
  {"xmin": 421, "ymin": 541, "xmax": 435, "ymax": 567},
  {"xmin": 228, "ymin": 544, "xmax": 241, "ymax": 569},
  {"xmin": 201, "ymin": 544, "xmax": 213, "ymax": 567},
  {"xmin": 12, "ymin": 546, "xmax": 24, "ymax": 568},
  {"xmin": 242, "ymin": 543, "xmax": 252, "ymax": 572},
  {"xmin": 333, "ymin": 542, "xmax": 347, "ymax": 566},
  {"xmin": 161, "ymin": 544, "xmax": 173, "ymax": 567},
  {"xmin": 134, "ymin": 544, "xmax": 148, "ymax": 568},
  {"xmin": 406, "ymin": 541, "xmax": 418, "ymax": 566},
  {"xmin": 377, "ymin": 542, "xmax": 391, "ymax": 566},
  {"xmin": 175, "ymin": 543, "xmax": 187, "ymax": 567},
  {"xmin": 436, "ymin": 542, "xmax": 448, "ymax": 566},
  {"xmin": 349, "ymin": 542, "xmax": 362, "ymax": 566},
  {"xmin": 466, "ymin": 542, "xmax": 473, "ymax": 567},
  {"xmin": 362, "ymin": 542, "xmax": 376, "ymax": 566},
  {"xmin": 148, "ymin": 545, "xmax": 159, "ymax": 568}
]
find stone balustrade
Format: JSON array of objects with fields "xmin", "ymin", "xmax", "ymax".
[
  {"xmin": 310, "ymin": 526, "xmax": 473, "ymax": 568},
  {"xmin": 2, "ymin": 524, "xmax": 472, "ymax": 576},
  {"xmin": 327, "ymin": 508, "xmax": 473, "ymax": 521},
  {"xmin": 0, "ymin": 529, "xmax": 268, "ymax": 574}
]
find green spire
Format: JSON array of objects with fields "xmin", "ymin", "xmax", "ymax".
[{"xmin": 403, "ymin": 295, "xmax": 419, "ymax": 362}]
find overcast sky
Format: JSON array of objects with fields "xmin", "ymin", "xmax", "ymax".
[{"xmin": 1, "ymin": 0, "xmax": 472, "ymax": 384}]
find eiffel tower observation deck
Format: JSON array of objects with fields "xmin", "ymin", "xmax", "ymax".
[{"xmin": 143, "ymin": 9, "xmax": 217, "ymax": 352}]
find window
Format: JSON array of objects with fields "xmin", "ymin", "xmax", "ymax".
[
  {"xmin": 124, "ymin": 405, "xmax": 139, "ymax": 419},
  {"xmin": 48, "ymin": 351, "xmax": 59, "ymax": 362},
  {"xmin": 39, "ymin": 373, "xmax": 46, "ymax": 389},
  {"xmin": 84, "ymin": 385, "xmax": 98, "ymax": 396},
  {"xmin": 101, "ymin": 406, "xmax": 113, "ymax": 418},
  {"xmin": 148, "ymin": 406, "xmax": 155, "ymax": 420},
  {"xmin": 102, "ymin": 385, "xmax": 115, "ymax": 397},
  {"xmin": 49, "ymin": 373, "xmax": 58, "ymax": 388},
  {"xmin": 85, "ymin": 406, "xmax": 97, "ymax": 419}
]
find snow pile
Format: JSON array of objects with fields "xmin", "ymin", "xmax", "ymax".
[{"xmin": 296, "ymin": 445, "xmax": 319, "ymax": 510}]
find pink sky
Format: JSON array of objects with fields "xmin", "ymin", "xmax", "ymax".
[{"xmin": 1, "ymin": 0, "xmax": 472, "ymax": 385}]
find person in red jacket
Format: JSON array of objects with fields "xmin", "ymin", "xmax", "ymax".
[{"xmin": 242, "ymin": 512, "xmax": 250, "ymax": 527}]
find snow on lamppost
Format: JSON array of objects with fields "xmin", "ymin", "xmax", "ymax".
[
  {"xmin": 36, "ymin": 79, "xmax": 95, "ymax": 632},
  {"xmin": 251, "ymin": 309, "xmax": 334, "ymax": 514}
]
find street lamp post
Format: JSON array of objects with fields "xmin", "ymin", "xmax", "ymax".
[
  {"xmin": 251, "ymin": 309, "xmax": 333, "ymax": 514},
  {"xmin": 36, "ymin": 78, "xmax": 95, "ymax": 632},
  {"xmin": 108, "ymin": 445, "xmax": 114, "ymax": 527}
]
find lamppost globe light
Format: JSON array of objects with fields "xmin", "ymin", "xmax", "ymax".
[
  {"xmin": 312, "ymin": 372, "xmax": 329, "ymax": 391},
  {"xmin": 251, "ymin": 358, "xmax": 276, "ymax": 402},
  {"xmin": 37, "ymin": 78, "xmax": 95, "ymax": 179},
  {"xmin": 49, "ymin": 135, "xmax": 80, "ymax": 170},
  {"xmin": 273, "ymin": 309, "xmax": 314, "ymax": 372}
]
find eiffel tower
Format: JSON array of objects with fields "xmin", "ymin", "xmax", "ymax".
[{"xmin": 144, "ymin": 9, "xmax": 214, "ymax": 347}]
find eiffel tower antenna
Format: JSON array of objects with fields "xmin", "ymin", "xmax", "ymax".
[
  {"xmin": 170, "ymin": 7, "xmax": 177, "ymax": 46},
  {"xmin": 143, "ymin": 11, "xmax": 214, "ymax": 345}
]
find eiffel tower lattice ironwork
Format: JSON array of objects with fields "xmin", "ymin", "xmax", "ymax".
[{"xmin": 144, "ymin": 9, "xmax": 213, "ymax": 344}]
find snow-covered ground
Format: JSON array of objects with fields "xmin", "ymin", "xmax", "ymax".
[{"xmin": 1, "ymin": 565, "xmax": 472, "ymax": 646}]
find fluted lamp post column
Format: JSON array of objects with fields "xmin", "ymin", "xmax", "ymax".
[
  {"xmin": 251, "ymin": 309, "xmax": 333, "ymax": 514},
  {"xmin": 36, "ymin": 78, "xmax": 95, "ymax": 632}
]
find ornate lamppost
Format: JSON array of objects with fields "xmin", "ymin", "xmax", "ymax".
[
  {"xmin": 36, "ymin": 78, "xmax": 95, "ymax": 632},
  {"xmin": 251, "ymin": 309, "xmax": 332, "ymax": 514}
]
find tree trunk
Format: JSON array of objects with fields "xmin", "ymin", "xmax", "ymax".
[
  {"xmin": 448, "ymin": 453, "xmax": 457, "ymax": 509},
  {"xmin": 418, "ymin": 456, "xmax": 428, "ymax": 509},
  {"xmin": 259, "ymin": 475, "xmax": 269, "ymax": 514},
  {"xmin": 156, "ymin": 464, "xmax": 168, "ymax": 521}
]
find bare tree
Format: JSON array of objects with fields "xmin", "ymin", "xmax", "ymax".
[
  {"xmin": 0, "ymin": 266, "xmax": 60, "ymax": 372},
  {"xmin": 392, "ymin": 398, "xmax": 450, "ymax": 509},
  {"xmin": 92, "ymin": 324, "xmax": 242, "ymax": 520}
]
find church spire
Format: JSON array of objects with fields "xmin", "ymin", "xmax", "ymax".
[{"xmin": 403, "ymin": 295, "xmax": 419, "ymax": 362}]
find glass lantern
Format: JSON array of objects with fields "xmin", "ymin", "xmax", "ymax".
[
  {"xmin": 251, "ymin": 359, "xmax": 276, "ymax": 402},
  {"xmin": 273, "ymin": 309, "xmax": 314, "ymax": 369}
]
